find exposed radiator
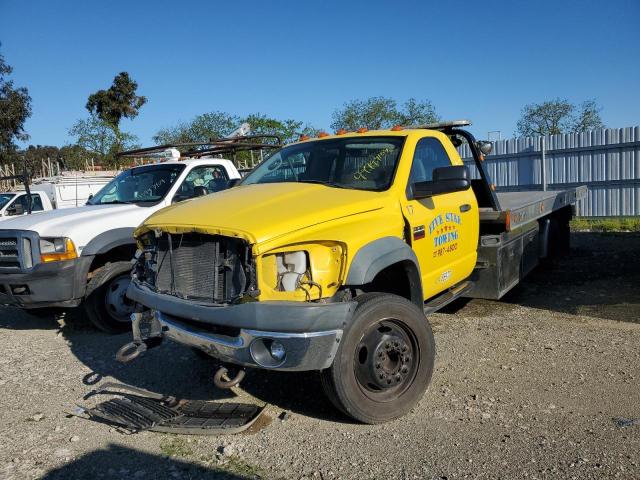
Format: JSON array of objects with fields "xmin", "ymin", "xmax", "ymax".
[{"xmin": 154, "ymin": 233, "xmax": 250, "ymax": 303}]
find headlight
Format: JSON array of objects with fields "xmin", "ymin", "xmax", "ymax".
[
  {"xmin": 39, "ymin": 237, "xmax": 78, "ymax": 263},
  {"xmin": 275, "ymin": 251, "xmax": 308, "ymax": 291},
  {"xmin": 260, "ymin": 242, "xmax": 345, "ymax": 301}
]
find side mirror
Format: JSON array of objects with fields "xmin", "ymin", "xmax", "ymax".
[
  {"xmin": 226, "ymin": 178, "xmax": 241, "ymax": 189},
  {"xmin": 411, "ymin": 165, "xmax": 471, "ymax": 199},
  {"xmin": 6, "ymin": 204, "xmax": 25, "ymax": 216},
  {"xmin": 476, "ymin": 141, "xmax": 493, "ymax": 155},
  {"xmin": 193, "ymin": 186, "xmax": 209, "ymax": 197}
]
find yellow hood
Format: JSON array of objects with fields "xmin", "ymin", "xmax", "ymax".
[{"xmin": 138, "ymin": 182, "xmax": 388, "ymax": 247}]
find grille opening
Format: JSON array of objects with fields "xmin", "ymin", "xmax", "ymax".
[
  {"xmin": 0, "ymin": 237, "xmax": 20, "ymax": 269},
  {"xmin": 151, "ymin": 233, "xmax": 253, "ymax": 304}
]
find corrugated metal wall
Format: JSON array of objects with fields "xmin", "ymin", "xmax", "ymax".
[{"xmin": 458, "ymin": 127, "xmax": 640, "ymax": 216}]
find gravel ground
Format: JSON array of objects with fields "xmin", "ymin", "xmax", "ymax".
[{"xmin": 0, "ymin": 232, "xmax": 639, "ymax": 480}]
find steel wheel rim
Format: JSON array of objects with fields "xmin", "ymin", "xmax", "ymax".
[
  {"xmin": 104, "ymin": 275, "xmax": 135, "ymax": 323},
  {"xmin": 353, "ymin": 318, "xmax": 420, "ymax": 403}
]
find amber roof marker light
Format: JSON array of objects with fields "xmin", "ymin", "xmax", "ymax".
[
  {"xmin": 336, "ymin": 128, "xmax": 347, "ymax": 135},
  {"xmin": 391, "ymin": 125, "xmax": 403, "ymax": 131},
  {"xmin": 299, "ymin": 134, "xmax": 310, "ymax": 141},
  {"xmin": 318, "ymin": 131, "xmax": 329, "ymax": 138},
  {"xmin": 357, "ymin": 128, "xmax": 368, "ymax": 133}
]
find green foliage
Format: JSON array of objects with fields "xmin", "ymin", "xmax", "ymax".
[
  {"xmin": 159, "ymin": 437, "xmax": 193, "ymax": 458},
  {"xmin": 68, "ymin": 114, "xmax": 138, "ymax": 167},
  {"xmin": 571, "ymin": 100, "xmax": 604, "ymax": 133},
  {"xmin": 570, "ymin": 217, "xmax": 640, "ymax": 232},
  {"xmin": 86, "ymin": 72, "xmax": 147, "ymax": 129},
  {"xmin": 153, "ymin": 111, "xmax": 239, "ymax": 145},
  {"xmin": 153, "ymin": 112, "xmax": 317, "ymax": 146},
  {"xmin": 516, "ymin": 98, "xmax": 604, "ymax": 137},
  {"xmin": 245, "ymin": 113, "xmax": 318, "ymax": 144},
  {"xmin": 0, "ymin": 44, "xmax": 32, "ymax": 163},
  {"xmin": 330, "ymin": 97, "xmax": 439, "ymax": 131}
]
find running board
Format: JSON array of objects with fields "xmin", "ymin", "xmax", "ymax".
[
  {"xmin": 78, "ymin": 382, "xmax": 266, "ymax": 435},
  {"xmin": 423, "ymin": 281, "xmax": 473, "ymax": 315}
]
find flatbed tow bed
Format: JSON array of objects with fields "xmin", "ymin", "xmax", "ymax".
[{"xmin": 480, "ymin": 187, "xmax": 587, "ymax": 231}]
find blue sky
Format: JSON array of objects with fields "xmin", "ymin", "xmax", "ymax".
[{"xmin": 1, "ymin": 0, "xmax": 639, "ymax": 147}]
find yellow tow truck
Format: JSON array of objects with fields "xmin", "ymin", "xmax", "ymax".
[{"xmin": 121, "ymin": 121, "xmax": 586, "ymax": 424}]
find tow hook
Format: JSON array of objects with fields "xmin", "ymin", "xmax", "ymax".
[
  {"xmin": 116, "ymin": 341, "xmax": 148, "ymax": 363},
  {"xmin": 213, "ymin": 366, "xmax": 246, "ymax": 389},
  {"xmin": 116, "ymin": 310, "xmax": 163, "ymax": 363}
]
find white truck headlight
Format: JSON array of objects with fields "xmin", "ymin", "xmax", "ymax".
[
  {"xmin": 275, "ymin": 251, "xmax": 307, "ymax": 291},
  {"xmin": 39, "ymin": 237, "xmax": 78, "ymax": 263}
]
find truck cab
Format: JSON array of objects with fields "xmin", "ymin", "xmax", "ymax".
[
  {"xmin": 0, "ymin": 191, "xmax": 53, "ymax": 219},
  {"xmin": 124, "ymin": 123, "xmax": 584, "ymax": 423},
  {"xmin": 0, "ymin": 155, "xmax": 241, "ymax": 332}
]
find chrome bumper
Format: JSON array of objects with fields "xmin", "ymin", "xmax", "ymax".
[{"xmin": 132, "ymin": 310, "xmax": 343, "ymax": 371}]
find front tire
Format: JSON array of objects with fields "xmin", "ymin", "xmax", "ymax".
[
  {"xmin": 321, "ymin": 293, "xmax": 435, "ymax": 424},
  {"xmin": 84, "ymin": 261, "xmax": 136, "ymax": 333}
]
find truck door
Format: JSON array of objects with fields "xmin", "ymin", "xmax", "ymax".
[{"xmin": 402, "ymin": 136, "xmax": 479, "ymax": 299}]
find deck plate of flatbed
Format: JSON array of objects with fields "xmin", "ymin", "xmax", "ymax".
[{"xmin": 479, "ymin": 186, "xmax": 587, "ymax": 231}]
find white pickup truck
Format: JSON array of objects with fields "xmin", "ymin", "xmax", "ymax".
[
  {"xmin": 0, "ymin": 191, "xmax": 54, "ymax": 219},
  {"xmin": 0, "ymin": 156, "xmax": 241, "ymax": 332}
]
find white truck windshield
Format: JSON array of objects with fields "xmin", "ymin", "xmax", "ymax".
[{"xmin": 88, "ymin": 164, "xmax": 186, "ymax": 205}]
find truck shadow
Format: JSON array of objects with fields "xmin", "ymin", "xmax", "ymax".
[
  {"xmin": 41, "ymin": 443, "xmax": 249, "ymax": 479},
  {"xmin": 445, "ymin": 232, "xmax": 640, "ymax": 323},
  {"xmin": 0, "ymin": 306, "xmax": 345, "ymax": 422}
]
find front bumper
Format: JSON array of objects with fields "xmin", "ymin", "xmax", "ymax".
[
  {"xmin": 0, "ymin": 257, "xmax": 92, "ymax": 308},
  {"xmin": 127, "ymin": 280, "xmax": 356, "ymax": 371}
]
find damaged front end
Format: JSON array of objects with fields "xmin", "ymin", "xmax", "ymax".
[{"xmin": 119, "ymin": 229, "xmax": 354, "ymax": 374}]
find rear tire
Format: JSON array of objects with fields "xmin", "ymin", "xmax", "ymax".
[
  {"xmin": 320, "ymin": 293, "xmax": 435, "ymax": 424},
  {"xmin": 84, "ymin": 261, "xmax": 136, "ymax": 334}
]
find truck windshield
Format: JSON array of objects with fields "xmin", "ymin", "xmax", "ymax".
[
  {"xmin": 0, "ymin": 193, "xmax": 16, "ymax": 209},
  {"xmin": 241, "ymin": 136, "xmax": 405, "ymax": 191},
  {"xmin": 88, "ymin": 164, "xmax": 186, "ymax": 205}
]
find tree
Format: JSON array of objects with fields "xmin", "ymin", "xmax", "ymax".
[
  {"xmin": 571, "ymin": 100, "xmax": 604, "ymax": 133},
  {"xmin": 0, "ymin": 44, "xmax": 32, "ymax": 164},
  {"xmin": 86, "ymin": 72, "xmax": 147, "ymax": 129},
  {"xmin": 153, "ymin": 111, "xmax": 240, "ymax": 145},
  {"xmin": 68, "ymin": 114, "xmax": 138, "ymax": 167},
  {"xmin": 80, "ymin": 72, "xmax": 145, "ymax": 166},
  {"xmin": 516, "ymin": 98, "xmax": 604, "ymax": 137},
  {"xmin": 330, "ymin": 97, "xmax": 439, "ymax": 131},
  {"xmin": 153, "ymin": 112, "xmax": 317, "ymax": 146},
  {"xmin": 244, "ymin": 114, "xmax": 318, "ymax": 144}
]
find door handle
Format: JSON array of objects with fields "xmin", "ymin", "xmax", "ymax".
[{"xmin": 459, "ymin": 204, "xmax": 471, "ymax": 212}]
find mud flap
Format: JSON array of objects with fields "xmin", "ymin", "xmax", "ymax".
[{"xmin": 79, "ymin": 382, "xmax": 266, "ymax": 435}]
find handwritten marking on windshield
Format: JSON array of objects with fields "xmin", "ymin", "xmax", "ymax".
[{"xmin": 353, "ymin": 148, "xmax": 394, "ymax": 181}]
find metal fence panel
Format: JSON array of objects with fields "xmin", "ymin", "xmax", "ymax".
[{"xmin": 458, "ymin": 126, "xmax": 640, "ymax": 216}]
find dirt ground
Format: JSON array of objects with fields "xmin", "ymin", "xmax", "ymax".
[{"xmin": 0, "ymin": 232, "xmax": 639, "ymax": 480}]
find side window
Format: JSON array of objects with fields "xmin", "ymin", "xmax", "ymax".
[
  {"xmin": 174, "ymin": 166, "xmax": 229, "ymax": 202},
  {"xmin": 30, "ymin": 195, "xmax": 44, "ymax": 211},
  {"xmin": 7, "ymin": 194, "xmax": 44, "ymax": 214},
  {"xmin": 408, "ymin": 137, "xmax": 452, "ymax": 184}
]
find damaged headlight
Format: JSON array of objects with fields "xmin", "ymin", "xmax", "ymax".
[
  {"xmin": 275, "ymin": 251, "xmax": 308, "ymax": 292},
  {"xmin": 260, "ymin": 242, "xmax": 345, "ymax": 300}
]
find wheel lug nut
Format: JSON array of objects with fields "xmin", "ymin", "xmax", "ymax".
[{"xmin": 401, "ymin": 345, "xmax": 408, "ymax": 352}]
